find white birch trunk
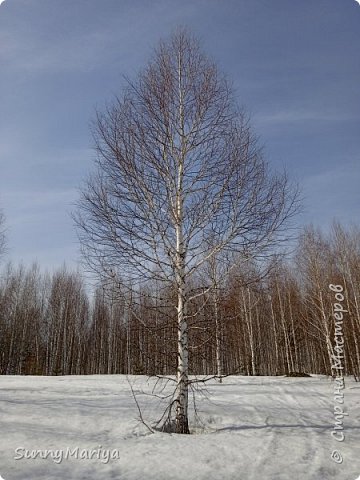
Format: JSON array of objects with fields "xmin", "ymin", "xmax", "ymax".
[
  {"xmin": 174, "ymin": 48, "xmax": 190, "ymax": 433},
  {"xmin": 214, "ymin": 290, "xmax": 222, "ymax": 380}
]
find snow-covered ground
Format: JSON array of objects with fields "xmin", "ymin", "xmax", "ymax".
[{"xmin": 0, "ymin": 375, "xmax": 359, "ymax": 480}]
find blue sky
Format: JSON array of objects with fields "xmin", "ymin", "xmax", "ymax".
[{"xmin": 0, "ymin": 0, "xmax": 359, "ymax": 272}]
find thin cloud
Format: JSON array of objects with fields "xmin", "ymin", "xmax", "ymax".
[
  {"xmin": 256, "ymin": 110, "xmax": 359, "ymax": 125},
  {"xmin": 301, "ymin": 163, "xmax": 360, "ymax": 228},
  {"xmin": 1, "ymin": 188, "xmax": 78, "ymax": 210},
  {"xmin": 1, "ymin": 30, "xmax": 115, "ymax": 74}
]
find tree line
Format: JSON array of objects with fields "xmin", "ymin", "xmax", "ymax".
[{"xmin": 0, "ymin": 222, "xmax": 359, "ymax": 379}]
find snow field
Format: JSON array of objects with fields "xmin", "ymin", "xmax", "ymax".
[{"xmin": 0, "ymin": 375, "xmax": 359, "ymax": 479}]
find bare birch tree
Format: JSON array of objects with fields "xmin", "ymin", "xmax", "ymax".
[{"xmin": 74, "ymin": 29, "xmax": 299, "ymax": 433}]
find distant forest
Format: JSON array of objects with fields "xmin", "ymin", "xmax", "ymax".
[{"xmin": 0, "ymin": 222, "xmax": 359, "ymax": 379}]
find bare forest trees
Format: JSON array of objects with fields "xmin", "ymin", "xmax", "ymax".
[
  {"xmin": 74, "ymin": 30, "xmax": 299, "ymax": 433},
  {"xmin": 0, "ymin": 223, "xmax": 359, "ymax": 382}
]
